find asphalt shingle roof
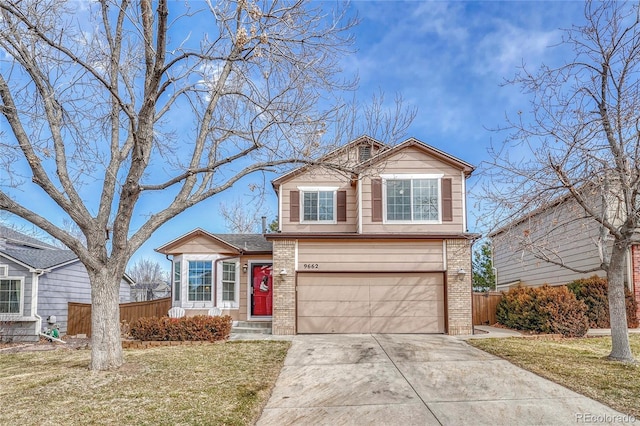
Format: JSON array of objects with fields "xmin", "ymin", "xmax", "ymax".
[
  {"xmin": 212, "ymin": 234, "xmax": 273, "ymax": 253},
  {"xmin": 0, "ymin": 224, "xmax": 78, "ymax": 269}
]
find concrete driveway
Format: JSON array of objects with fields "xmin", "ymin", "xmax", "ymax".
[{"xmin": 257, "ymin": 334, "xmax": 630, "ymax": 425}]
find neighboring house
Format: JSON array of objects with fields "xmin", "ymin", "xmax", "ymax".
[
  {"xmin": 0, "ymin": 225, "xmax": 133, "ymax": 342},
  {"xmin": 490, "ymin": 193, "xmax": 640, "ymax": 319},
  {"xmin": 130, "ymin": 281, "xmax": 170, "ymax": 302},
  {"xmin": 156, "ymin": 136, "xmax": 477, "ymax": 335}
]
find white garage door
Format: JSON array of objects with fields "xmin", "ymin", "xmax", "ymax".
[{"xmin": 297, "ymin": 272, "xmax": 445, "ymax": 334}]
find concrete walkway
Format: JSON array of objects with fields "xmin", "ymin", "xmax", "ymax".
[{"xmin": 257, "ymin": 334, "xmax": 631, "ymax": 425}]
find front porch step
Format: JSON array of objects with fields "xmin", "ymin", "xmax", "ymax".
[{"xmin": 232, "ymin": 321, "xmax": 272, "ymax": 334}]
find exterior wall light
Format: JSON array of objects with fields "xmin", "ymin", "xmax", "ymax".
[
  {"xmin": 457, "ymin": 268, "xmax": 467, "ymax": 279},
  {"xmin": 280, "ymin": 268, "xmax": 288, "ymax": 276},
  {"xmin": 242, "ymin": 263, "xmax": 248, "ymax": 273}
]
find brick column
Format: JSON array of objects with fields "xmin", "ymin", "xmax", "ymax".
[
  {"xmin": 272, "ymin": 239, "xmax": 297, "ymax": 335},
  {"xmin": 631, "ymin": 245, "xmax": 640, "ymax": 321},
  {"xmin": 446, "ymin": 239, "xmax": 473, "ymax": 335}
]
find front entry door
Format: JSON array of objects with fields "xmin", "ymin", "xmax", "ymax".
[{"xmin": 251, "ymin": 264, "xmax": 273, "ymax": 316}]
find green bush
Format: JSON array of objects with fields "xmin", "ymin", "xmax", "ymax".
[
  {"xmin": 129, "ymin": 315, "xmax": 232, "ymax": 342},
  {"xmin": 496, "ymin": 284, "xmax": 589, "ymax": 337},
  {"xmin": 566, "ymin": 276, "xmax": 639, "ymax": 328}
]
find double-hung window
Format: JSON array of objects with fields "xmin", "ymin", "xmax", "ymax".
[
  {"xmin": 383, "ymin": 175, "xmax": 442, "ymax": 223},
  {"xmin": 188, "ymin": 260, "xmax": 212, "ymax": 301},
  {"xmin": 221, "ymin": 262, "xmax": 237, "ymax": 303},
  {"xmin": 173, "ymin": 260, "xmax": 181, "ymax": 302},
  {"xmin": 0, "ymin": 277, "xmax": 22, "ymax": 315},
  {"xmin": 300, "ymin": 187, "xmax": 337, "ymax": 223}
]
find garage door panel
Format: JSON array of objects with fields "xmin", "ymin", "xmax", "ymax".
[
  {"xmin": 298, "ymin": 300, "xmax": 370, "ymax": 317},
  {"xmin": 298, "ymin": 316, "xmax": 370, "ymax": 334},
  {"xmin": 371, "ymin": 300, "xmax": 445, "ymax": 317},
  {"xmin": 298, "ymin": 286, "xmax": 369, "ymax": 301},
  {"xmin": 370, "ymin": 285, "xmax": 443, "ymax": 301},
  {"xmin": 371, "ymin": 316, "xmax": 445, "ymax": 334},
  {"xmin": 296, "ymin": 272, "xmax": 445, "ymax": 334}
]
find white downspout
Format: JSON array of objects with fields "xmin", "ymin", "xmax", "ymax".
[
  {"xmin": 357, "ymin": 174, "xmax": 363, "ymax": 234},
  {"xmin": 461, "ymin": 171, "xmax": 467, "ymax": 232},
  {"xmin": 32, "ymin": 269, "xmax": 46, "ymax": 335}
]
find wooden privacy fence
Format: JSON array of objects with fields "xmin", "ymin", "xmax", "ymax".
[
  {"xmin": 472, "ymin": 292, "xmax": 503, "ymax": 326},
  {"xmin": 67, "ymin": 297, "xmax": 172, "ymax": 337}
]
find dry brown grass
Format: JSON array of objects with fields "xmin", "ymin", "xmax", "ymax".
[
  {"xmin": 0, "ymin": 340, "xmax": 290, "ymax": 425},
  {"xmin": 469, "ymin": 335, "xmax": 640, "ymax": 418}
]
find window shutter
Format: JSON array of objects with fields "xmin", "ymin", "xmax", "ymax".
[
  {"xmin": 442, "ymin": 178, "xmax": 453, "ymax": 222},
  {"xmin": 372, "ymin": 179, "xmax": 382, "ymax": 222},
  {"xmin": 337, "ymin": 190, "xmax": 347, "ymax": 222},
  {"xmin": 290, "ymin": 190, "xmax": 300, "ymax": 222}
]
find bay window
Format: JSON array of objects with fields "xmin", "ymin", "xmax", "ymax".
[{"xmin": 188, "ymin": 260, "xmax": 212, "ymax": 301}]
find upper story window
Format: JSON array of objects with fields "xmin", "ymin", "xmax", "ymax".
[
  {"xmin": 188, "ymin": 260, "xmax": 212, "ymax": 301},
  {"xmin": 380, "ymin": 174, "xmax": 445, "ymax": 223},
  {"xmin": 289, "ymin": 187, "xmax": 347, "ymax": 224},
  {"xmin": 297, "ymin": 187, "xmax": 339, "ymax": 223},
  {"xmin": 303, "ymin": 190, "xmax": 335, "ymax": 222}
]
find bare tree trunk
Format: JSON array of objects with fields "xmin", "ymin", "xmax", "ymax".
[
  {"xmin": 607, "ymin": 242, "xmax": 635, "ymax": 362},
  {"xmin": 89, "ymin": 270, "xmax": 124, "ymax": 370}
]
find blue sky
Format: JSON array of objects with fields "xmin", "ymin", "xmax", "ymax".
[{"xmin": 2, "ymin": 1, "xmax": 588, "ymax": 271}]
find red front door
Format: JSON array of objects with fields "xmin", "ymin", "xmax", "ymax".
[{"xmin": 252, "ymin": 264, "xmax": 273, "ymax": 316}]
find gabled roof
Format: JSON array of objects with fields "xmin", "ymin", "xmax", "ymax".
[
  {"xmin": 380, "ymin": 137, "xmax": 475, "ymax": 177},
  {"xmin": 0, "ymin": 247, "xmax": 78, "ymax": 270},
  {"xmin": 271, "ymin": 135, "xmax": 386, "ymax": 189},
  {"xmin": 155, "ymin": 228, "xmax": 272, "ymax": 255},
  {"xmin": 271, "ymin": 135, "xmax": 474, "ymax": 189},
  {"xmin": 0, "ymin": 224, "xmax": 79, "ymax": 270}
]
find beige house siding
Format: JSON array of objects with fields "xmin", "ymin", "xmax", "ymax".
[
  {"xmin": 297, "ymin": 240, "xmax": 444, "ymax": 272},
  {"xmin": 280, "ymin": 167, "xmax": 357, "ymax": 233},
  {"xmin": 361, "ymin": 147, "xmax": 467, "ymax": 234},
  {"xmin": 163, "ymin": 235, "xmax": 237, "ymax": 255},
  {"xmin": 492, "ymin": 197, "xmax": 609, "ymax": 288}
]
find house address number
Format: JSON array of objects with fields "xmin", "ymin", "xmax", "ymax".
[{"xmin": 303, "ymin": 263, "xmax": 319, "ymax": 269}]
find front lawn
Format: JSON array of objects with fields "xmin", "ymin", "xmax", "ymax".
[
  {"xmin": 0, "ymin": 340, "xmax": 290, "ymax": 425},
  {"xmin": 469, "ymin": 335, "xmax": 640, "ymax": 418}
]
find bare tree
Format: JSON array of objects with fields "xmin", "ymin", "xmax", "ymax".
[
  {"xmin": 219, "ymin": 196, "xmax": 270, "ymax": 234},
  {"xmin": 0, "ymin": 0, "xmax": 364, "ymax": 370},
  {"xmin": 484, "ymin": 0, "xmax": 640, "ymax": 362},
  {"xmin": 127, "ymin": 258, "xmax": 168, "ymax": 285}
]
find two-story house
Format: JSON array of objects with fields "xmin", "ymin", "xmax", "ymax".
[{"xmin": 156, "ymin": 136, "xmax": 477, "ymax": 335}]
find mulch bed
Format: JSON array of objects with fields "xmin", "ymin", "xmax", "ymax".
[{"xmin": 0, "ymin": 336, "xmax": 91, "ymax": 353}]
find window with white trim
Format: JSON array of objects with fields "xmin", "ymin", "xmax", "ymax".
[
  {"xmin": 173, "ymin": 260, "xmax": 181, "ymax": 302},
  {"xmin": 384, "ymin": 175, "xmax": 441, "ymax": 223},
  {"xmin": 221, "ymin": 262, "xmax": 237, "ymax": 303},
  {"xmin": 188, "ymin": 260, "xmax": 212, "ymax": 301},
  {"xmin": 301, "ymin": 188, "xmax": 337, "ymax": 223},
  {"xmin": 0, "ymin": 278, "xmax": 22, "ymax": 315}
]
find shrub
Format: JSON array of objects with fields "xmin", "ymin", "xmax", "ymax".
[
  {"xmin": 129, "ymin": 315, "xmax": 232, "ymax": 342},
  {"xmin": 496, "ymin": 284, "xmax": 589, "ymax": 337},
  {"xmin": 567, "ymin": 276, "xmax": 639, "ymax": 328}
]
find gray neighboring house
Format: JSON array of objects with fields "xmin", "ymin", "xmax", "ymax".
[
  {"xmin": 0, "ymin": 225, "xmax": 132, "ymax": 342},
  {"xmin": 130, "ymin": 281, "xmax": 170, "ymax": 302}
]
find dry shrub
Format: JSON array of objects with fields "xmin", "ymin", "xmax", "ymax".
[
  {"xmin": 129, "ymin": 315, "xmax": 232, "ymax": 342},
  {"xmin": 567, "ymin": 276, "xmax": 638, "ymax": 328},
  {"xmin": 497, "ymin": 284, "xmax": 589, "ymax": 337}
]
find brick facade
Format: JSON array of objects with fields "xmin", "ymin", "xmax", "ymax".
[
  {"xmin": 272, "ymin": 239, "xmax": 296, "ymax": 335},
  {"xmin": 631, "ymin": 245, "xmax": 640, "ymax": 320},
  {"xmin": 445, "ymin": 239, "xmax": 473, "ymax": 335}
]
